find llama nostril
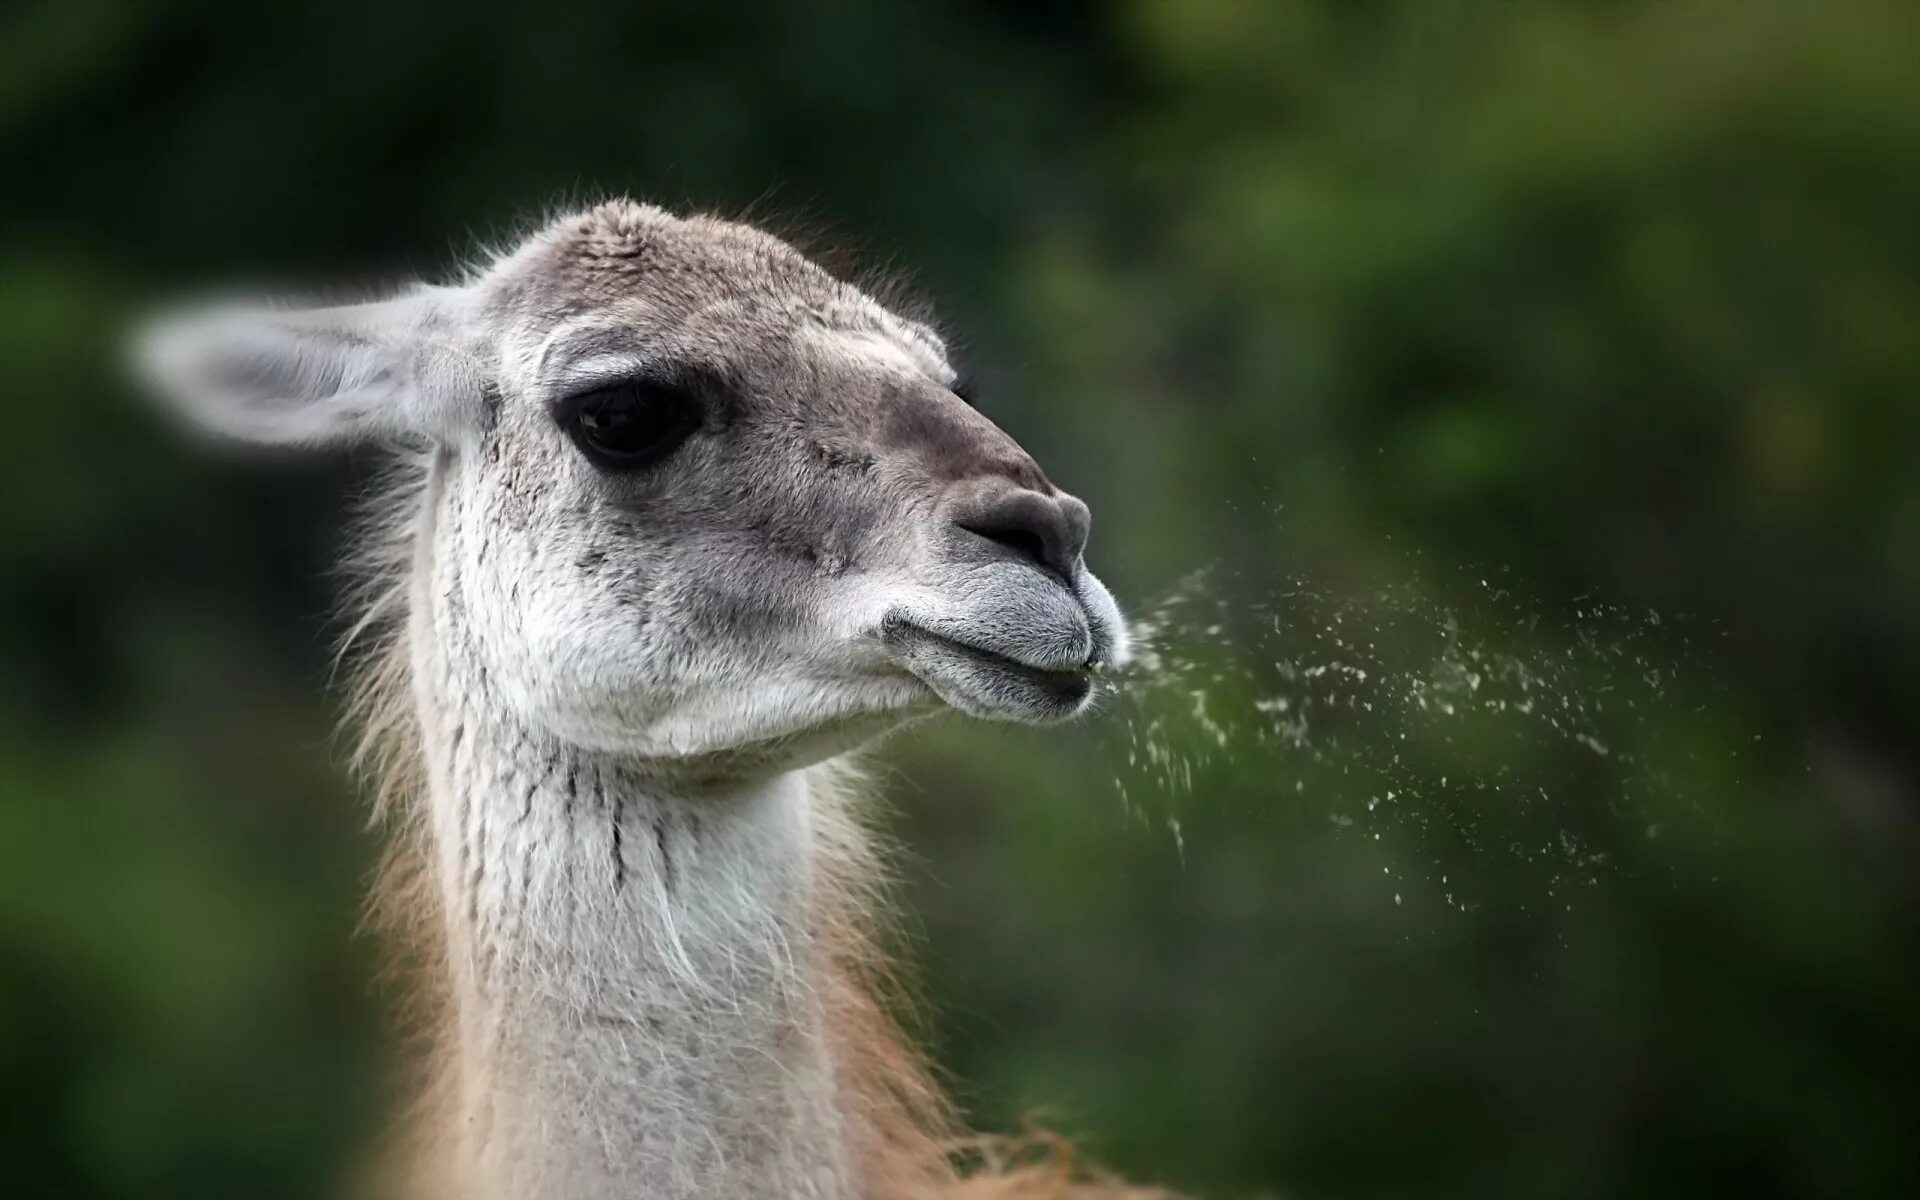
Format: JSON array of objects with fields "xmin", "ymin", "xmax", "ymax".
[
  {"xmin": 987, "ymin": 526, "xmax": 1049, "ymax": 568},
  {"xmin": 954, "ymin": 490, "xmax": 1088, "ymax": 582}
]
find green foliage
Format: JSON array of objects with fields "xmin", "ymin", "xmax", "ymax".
[{"xmin": 2, "ymin": 2, "xmax": 1914, "ymax": 1197}]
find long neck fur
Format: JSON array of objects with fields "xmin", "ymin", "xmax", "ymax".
[
  {"xmin": 347, "ymin": 454, "xmax": 1157, "ymax": 1199},
  {"xmin": 424, "ymin": 683, "xmax": 852, "ymax": 1195}
]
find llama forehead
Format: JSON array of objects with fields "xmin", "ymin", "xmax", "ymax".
[{"xmin": 479, "ymin": 203, "xmax": 953, "ymax": 398}]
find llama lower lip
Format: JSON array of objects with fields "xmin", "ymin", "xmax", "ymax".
[{"xmin": 882, "ymin": 622, "xmax": 1094, "ymax": 722}]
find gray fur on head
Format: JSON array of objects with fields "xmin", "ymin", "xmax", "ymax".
[{"xmin": 140, "ymin": 199, "xmax": 1128, "ymax": 770}]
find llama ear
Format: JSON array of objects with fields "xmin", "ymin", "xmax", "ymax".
[{"xmin": 135, "ymin": 286, "xmax": 484, "ymax": 448}]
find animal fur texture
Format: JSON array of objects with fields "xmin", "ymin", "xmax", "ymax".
[{"xmin": 141, "ymin": 201, "xmax": 1168, "ymax": 1199}]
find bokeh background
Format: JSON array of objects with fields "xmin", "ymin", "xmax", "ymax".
[{"xmin": 4, "ymin": 1, "xmax": 1917, "ymax": 1197}]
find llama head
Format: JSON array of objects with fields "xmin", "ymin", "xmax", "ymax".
[{"xmin": 139, "ymin": 201, "xmax": 1127, "ymax": 770}]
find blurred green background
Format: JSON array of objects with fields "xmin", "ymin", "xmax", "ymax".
[{"xmin": 3, "ymin": 1, "xmax": 1917, "ymax": 1197}]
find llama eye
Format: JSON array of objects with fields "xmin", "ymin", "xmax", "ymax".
[{"xmin": 561, "ymin": 381, "xmax": 701, "ymax": 471}]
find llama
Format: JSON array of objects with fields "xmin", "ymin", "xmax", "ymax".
[{"xmin": 138, "ymin": 201, "xmax": 1159, "ymax": 1200}]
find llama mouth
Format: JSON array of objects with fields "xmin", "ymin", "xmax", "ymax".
[{"xmin": 881, "ymin": 620, "xmax": 1098, "ymax": 723}]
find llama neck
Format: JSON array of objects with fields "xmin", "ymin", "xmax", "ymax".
[{"xmin": 415, "ymin": 672, "xmax": 851, "ymax": 1199}]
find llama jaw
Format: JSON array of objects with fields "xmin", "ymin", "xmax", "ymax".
[
  {"xmin": 883, "ymin": 620, "xmax": 1096, "ymax": 722},
  {"xmin": 878, "ymin": 568, "xmax": 1127, "ymax": 723}
]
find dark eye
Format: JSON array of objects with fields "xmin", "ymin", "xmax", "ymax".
[{"xmin": 559, "ymin": 380, "xmax": 701, "ymax": 470}]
